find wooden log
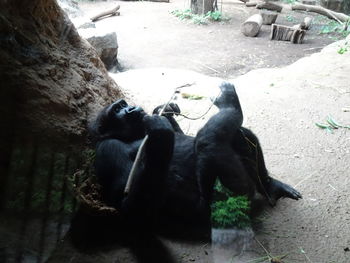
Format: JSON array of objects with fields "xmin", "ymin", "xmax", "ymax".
[
  {"xmin": 90, "ymin": 5, "xmax": 120, "ymax": 22},
  {"xmin": 291, "ymin": 3, "xmax": 349, "ymax": 23},
  {"xmin": 270, "ymin": 24, "xmax": 306, "ymax": 44},
  {"xmin": 292, "ymin": 24, "xmax": 302, "ymax": 29},
  {"xmin": 260, "ymin": 10, "xmax": 278, "ymax": 25},
  {"xmin": 256, "ymin": 1, "xmax": 283, "ymax": 12},
  {"xmin": 246, "ymin": 1, "xmax": 262, "ymax": 7},
  {"xmin": 241, "ymin": 14, "xmax": 263, "ymax": 37}
]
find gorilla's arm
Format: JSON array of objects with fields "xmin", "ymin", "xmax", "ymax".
[
  {"xmin": 94, "ymin": 115, "xmax": 175, "ymax": 222},
  {"xmin": 95, "ymin": 139, "xmax": 134, "ymax": 207}
]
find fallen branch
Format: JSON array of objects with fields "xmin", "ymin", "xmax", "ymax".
[
  {"xmin": 90, "ymin": 5, "xmax": 120, "ymax": 22},
  {"xmin": 291, "ymin": 3, "xmax": 349, "ymax": 23},
  {"xmin": 246, "ymin": 1, "xmax": 261, "ymax": 7}
]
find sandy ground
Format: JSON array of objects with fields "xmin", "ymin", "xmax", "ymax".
[
  {"xmin": 75, "ymin": 0, "xmax": 338, "ymax": 78},
  {"xmin": 70, "ymin": 1, "xmax": 350, "ymax": 262},
  {"xmin": 110, "ymin": 40, "xmax": 350, "ymax": 262}
]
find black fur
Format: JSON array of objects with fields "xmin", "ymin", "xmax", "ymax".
[{"xmin": 71, "ymin": 83, "xmax": 302, "ymax": 249}]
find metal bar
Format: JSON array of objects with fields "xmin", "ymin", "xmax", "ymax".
[
  {"xmin": 15, "ymin": 139, "xmax": 38, "ymax": 263},
  {"xmin": 0, "ymin": 127, "xmax": 15, "ymax": 211},
  {"xmin": 56, "ymin": 153, "xmax": 70, "ymax": 243},
  {"xmin": 38, "ymin": 151, "xmax": 55, "ymax": 263}
]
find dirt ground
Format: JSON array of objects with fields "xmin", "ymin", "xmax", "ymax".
[
  {"xmin": 70, "ymin": 1, "xmax": 350, "ymax": 262},
  {"xmin": 75, "ymin": 0, "xmax": 341, "ymax": 78}
]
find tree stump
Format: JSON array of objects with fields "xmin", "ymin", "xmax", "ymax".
[
  {"xmin": 301, "ymin": 17, "xmax": 312, "ymax": 30},
  {"xmin": 256, "ymin": 1, "xmax": 283, "ymax": 12},
  {"xmin": 293, "ymin": 16, "xmax": 312, "ymax": 30},
  {"xmin": 191, "ymin": 0, "xmax": 215, "ymax": 15},
  {"xmin": 270, "ymin": 24, "xmax": 306, "ymax": 44},
  {"xmin": 260, "ymin": 10, "xmax": 278, "ymax": 25},
  {"xmin": 241, "ymin": 14, "xmax": 263, "ymax": 37}
]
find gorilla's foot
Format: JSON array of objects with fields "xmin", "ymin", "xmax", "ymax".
[
  {"xmin": 214, "ymin": 82, "xmax": 241, "ymax": 110},
  {"xmin": 266, "ymin": 178, "xmax": 302, "ymax": 206}
]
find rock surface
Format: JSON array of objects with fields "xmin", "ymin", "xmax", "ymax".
[
  {"xmin": 0, "ymin": 0, "xmax": 121, "ymax": 143},
  {"xmin": 57, "ymin": 0, "xmax": 83, "ymax": 18},
  {"xmin": 79, "ymin": 29, "xmax": 119, "ymax": 71}
]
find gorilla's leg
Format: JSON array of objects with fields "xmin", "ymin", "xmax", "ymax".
[
  {"xmin": 195, "ymin": 83, "xmax": 255, "ymax": 203},
  {"xmin": 234, "ymin": 127, "xmax": 302, "ymax": 206},
  {"xmin": 213, "ymin": 82, "xmax": 243, "ymax": 116}
]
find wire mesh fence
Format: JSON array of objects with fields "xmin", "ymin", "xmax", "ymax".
[{"xmin": 0, "ymin": 136, "xmax": 83, "ymax": 263}]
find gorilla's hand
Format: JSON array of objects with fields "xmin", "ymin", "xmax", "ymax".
[
  {"xmin": 143, "ymin": 115, "xmax": 173, "ymax": 134},
  {"xmin": 142, "ymin": 115, "xmax": 174, "ymax": 162},
  {"xmin": 152, "ymin": 103, "xmax": 181, "ymax": 117}
]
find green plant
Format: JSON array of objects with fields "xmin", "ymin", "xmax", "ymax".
[
  {"xmin": 211, "ymin": 181, "xmax": 251, "ymax": 228},
  {"xmin": 281, "ymin": 0, "xmax": 296, "ymax": 4},
  {"xmin": 205, "ymin": 11, "xmax": 222, "ymax": 21},
  {"xmin": 171, "ymin": 9, "xmax": 224, "ymax": 25},
  {"xmin": 192, "ymin": 15, "xmax": 208, "ymax": 25},
  {"xmin": 285, "ymin": 15, "xmax": 296, "ymax": 22},
  {"xmin": 171, "ymin": 9, "xmax": 193, "ymax": 20},
  {"xmin": 211, "ymin": 196, "xmax": 251, "ymax": 228},
  {"xmin": 338, "ymin": 41, "xmax": 349, "ymax": 54},
  {"xmin": 319, "ymin": 20, "xmax": 350, "ymax": 38}
]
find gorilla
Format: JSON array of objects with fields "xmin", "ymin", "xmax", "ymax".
[{"xmin": 81, "ymin": 82, "xmax": 301, "ymax": 243}]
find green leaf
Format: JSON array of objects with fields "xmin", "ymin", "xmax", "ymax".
[{"xmin": 315, "ymin": 122, "xmax": 331, "ymax": 129}]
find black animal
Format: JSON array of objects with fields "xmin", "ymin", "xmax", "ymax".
[{"xmin": 84, "ymin": 82, "xmax": 301, "ymax": 242}]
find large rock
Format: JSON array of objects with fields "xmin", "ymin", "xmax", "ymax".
[
  {"xmin": 0, "ymin": 0, "xmax": 122, "ymax": 142},
  {"xmin": 57, "ymin": 0, "xmax": 83, "ymax": 18},
  {"xmin": 79, "ymin": 29, "xmax": 119, "ymax": 71}
]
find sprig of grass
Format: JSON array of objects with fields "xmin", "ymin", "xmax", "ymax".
[
  {"xmin": 181, "ymin": 93, "xmax": 205, "ymax": 100},
  {"xmin": 338, "ymin": 41, "xmax": 349, "ymax": 54},
  {"xmin": 315, "ymin": 115, "xmax": 350, "ymax": 133}
]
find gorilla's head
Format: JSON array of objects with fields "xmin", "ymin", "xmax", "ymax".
[{"xmin": 89, "ymin": 99, "xmax": 146, "ymax": 143}]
